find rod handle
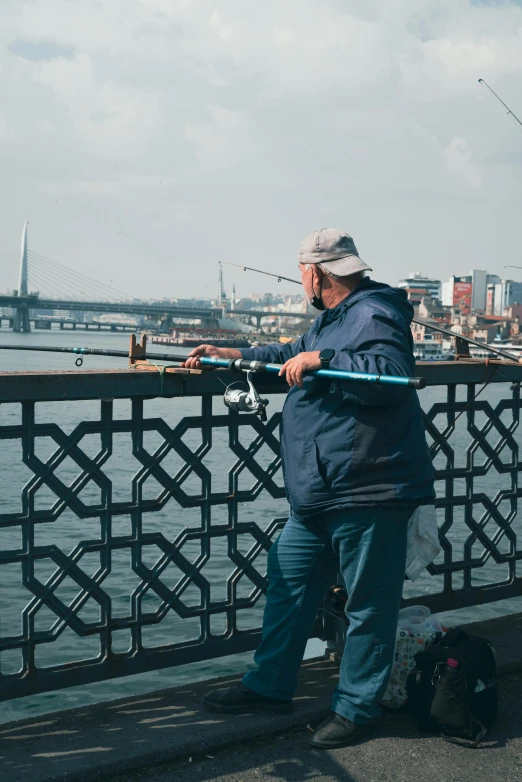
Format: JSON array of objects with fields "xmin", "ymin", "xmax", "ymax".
[{"xmin": 408, "ymin": 377, "xmax": 426, "ymax": 390}]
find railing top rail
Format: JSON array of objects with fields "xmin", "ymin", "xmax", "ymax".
[{"xmin": 0, "ymin": 360, "xmax": 519, "ymax": 402}]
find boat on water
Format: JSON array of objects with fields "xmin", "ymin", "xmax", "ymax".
[
  {"xmin": 468, "ymin": 341, "xmax": 522, "ymax": 360},
  {"xmin": 413, "ymin": 340, "xmax": 454, "ymax": 361},
  {"xmin": 151, "ymin": 326, "xmax": 252, "ymax": 349},
  {"xmin": 414, "ymin": 334, "xmax": 522, "ymax": 362}
]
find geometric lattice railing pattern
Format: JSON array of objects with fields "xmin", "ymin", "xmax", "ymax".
[
  {"xmin": 415, "ymin": 382, "xmax": 522, "ymax": 608},
  {"xmin": 0, "ymin": 367, "xmax": 521, "ymax": 701}
]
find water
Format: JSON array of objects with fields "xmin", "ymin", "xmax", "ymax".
[{"xmin": 0, "ymin": 329, "xmax": 520, "ymax": 724}]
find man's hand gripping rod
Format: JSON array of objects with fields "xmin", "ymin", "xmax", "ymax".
[{"xmin": 203, "ymin": 356, "xmax": 426, "ymax": 389}]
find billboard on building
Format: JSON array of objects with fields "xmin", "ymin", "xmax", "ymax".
[{"xmin": 453, "ymin": 281, "xmax": 472, "ymax": 314}]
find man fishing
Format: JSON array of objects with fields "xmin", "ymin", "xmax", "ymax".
[{"xmin": 183, "ymin": 227, "xmax": 435, "ymax": 749}]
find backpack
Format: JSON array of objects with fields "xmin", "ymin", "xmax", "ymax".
[{"xmin": 406, "ymin": 627, "xmax": 497, "ymax": 746}]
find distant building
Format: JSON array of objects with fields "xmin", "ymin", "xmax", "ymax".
[
  {"xmin": 417, "ymin": 297, "xmax": 451, "ymax": 323},
  {"xmin": 470, "ymin": 270, "xmax": 487, "ymax": 312},
  {"xmin": 473, "ymin": 317, "xmax": 517, "ymax": 343},
  {"xmin": 443, "ymin": 307, "xmax": 520, "ymax": 345},
  {"xmin": 411, "ymin": 320, "xmax": 445, "ymax": 342},
  {"xmin": 493, "ymin": 280, "xmax": 522, "ymax": 316},
  {"xmin": 504, "ymin": 304, "xmax": 522, "ymax": 321},
  {"xmin": 400, "ymin": 287, "xmax": 430, "ymax": 305},
  {"xmin": 53, "ymin": 309, "xmax": 85, "ymax": 321},
  {"xmin": 470, "ymin": 271, "xmax": 500, "ymax": 312},
  {"xmin": 486, "ymin": 284, "xmax": 495, "ymax": 315},
  {"xmin": 441, "ymin": 275, "xmax": 473, "ymax": 313},
  {"xmin": 397, "ymin": 273, "xmax": 441, "ymax": 301},
  {"xmin": 441, "ymin": 271, "xmax": 500, "ymax": 314}
]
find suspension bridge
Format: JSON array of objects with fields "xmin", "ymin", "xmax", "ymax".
[{"xmin": 0, "ymin": 223, "xmax": 312, "ymax": 332}]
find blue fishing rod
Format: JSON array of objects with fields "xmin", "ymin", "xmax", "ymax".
[{"xmin": 200, "ymin": 355, "xmax": 426, "ymax": 389}]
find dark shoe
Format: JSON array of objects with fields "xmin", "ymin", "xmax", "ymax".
[
  {"xmin": 203, "ymin": 683, "xmax": 293, "ymax": 714},
  {"xmin": 309, "ymin": 712, "xmax": 378, "ymax": 749}
]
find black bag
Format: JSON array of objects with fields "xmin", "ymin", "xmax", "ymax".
[{"xmin": 406, "ymin": 627, "xmax": 497, "ymax": 745}]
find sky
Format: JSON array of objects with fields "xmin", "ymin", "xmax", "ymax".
[{"xmin": 2, "ymin": 0, "xmax": 522, "ymax": 300}]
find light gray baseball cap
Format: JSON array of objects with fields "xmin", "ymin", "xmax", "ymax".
[{"xmin": 298, "ymin": 228, "xmax": 372, "ymax": 276}]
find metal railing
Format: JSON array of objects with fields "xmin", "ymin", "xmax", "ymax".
[{"xmin": 0, "ymin": 361, "xmax": 521, "ymax": 701}]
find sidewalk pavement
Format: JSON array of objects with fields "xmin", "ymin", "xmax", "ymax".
[
  {"xmin": 1, "ymin": 613, "xmax": 521, "ymax": 782},
  {"xmin": 108, "ymin": 672, "xmax": 522, "ymax": 782}
]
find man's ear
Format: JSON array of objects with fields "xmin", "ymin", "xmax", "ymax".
[{"xmin": 312, "ymin": 264, "xmax": 323, "ymax": 288}]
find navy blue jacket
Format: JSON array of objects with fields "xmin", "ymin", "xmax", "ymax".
[{"xmin": 240, "ymin": 278, "xmax": 435, "ymax": 520}]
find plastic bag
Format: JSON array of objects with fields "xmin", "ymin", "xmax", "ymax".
[
  {"xmin": 397, "ymin": 605, "xmax": 443, "ymax": 635},
  {"xmin": 405, "ymin": 505, "xmax": 441, "ymax": 581},
  {"xmin": 381, "ymin": 606, "xmax": 444, "ymax": 709}
]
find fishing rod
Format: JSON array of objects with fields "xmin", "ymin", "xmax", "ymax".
[
  {"xmin": 224, "ymin": 261, "xmax": 520, "ymax": 362},
  {"xmin": 0, "ymin": 343, "xmax": 188, "ymax": 364},
  {"xmin": 223, "ymin": 261, "xmax": 304, "ymax": 286},
  {"xmin": 478, "ymin": 78, "xmax": 522, "ymax": 129},
  {"xmin": 0, "ymin": 342, "xmax": 426, "ymax": 389}
]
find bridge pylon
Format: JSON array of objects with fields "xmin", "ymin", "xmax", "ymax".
[{"xmin": 14, "ymin": 221, "xmax": 31, "ymax": 333}]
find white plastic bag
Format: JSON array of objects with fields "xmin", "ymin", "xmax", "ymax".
[
  {"xmin": 405, "ymin": 505, "xmax": 441, "ymax": 581},
  {"xmin": 381, "ymin": 605, "xmax": 444, "ymax": 709},
  {"xmin": 397, "ymin": 605, "xmax": 443, "ymax": 635}
]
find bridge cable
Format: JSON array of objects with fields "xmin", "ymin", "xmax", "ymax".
[
  {"xmin": 28, "ymin": 260, "xmax": 117, "ymax": 302},
  {"xmin": 28, "ymin": 265, "xmax": 94, "ymax": 300},
  {"xmin": 28, "ymin": 250, "xmax": 130, "ymax": 301},
  {"xmin": 27, "ymin": 267, "xmax": 76, "ymax": 300},
  {"xmin": 28, "ymin": 254, "xmax": 126, "ymax": 301}
]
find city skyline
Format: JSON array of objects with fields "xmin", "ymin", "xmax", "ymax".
[{"xmin": 3, "ymin": 225, "xmax": 522, "ymax": 312}]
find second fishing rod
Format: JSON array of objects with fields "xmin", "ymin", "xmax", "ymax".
[{"xmin": 223, "ymin": 262, "xmax": 521, "ymax": 364}]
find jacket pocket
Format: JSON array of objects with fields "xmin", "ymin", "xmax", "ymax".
[
  {"xmin": 350, "ymin": 406, "xmax": 391, "ymax": 476},
  {"xmin": 309, "ymin": 430, "xmax": 353, "ymax": 492},
  {"xmin": 282, "ymin": 437, "xmax": 328, "ymax": 509}
]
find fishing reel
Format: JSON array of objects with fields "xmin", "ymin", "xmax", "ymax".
[
  {"xmin": 327, "ymin": 584, "xmax": 349, "ymax": 625},
  {"xmin": 223, "ymin": 371, "xmax": 269, "ymax": 421}
]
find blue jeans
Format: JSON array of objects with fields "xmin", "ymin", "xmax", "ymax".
[{"xmin": 242, "ymin": 506, "xmax": 410, "ymax": 724}]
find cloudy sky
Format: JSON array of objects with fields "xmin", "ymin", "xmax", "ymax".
[{"xmin": 2, "ymin": 0, "xmax": 522, "ymax": 300}]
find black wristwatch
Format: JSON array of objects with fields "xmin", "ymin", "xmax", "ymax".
[{"xmin": 319, "ymin": 348, "xmax": 336, "ymax": 369}]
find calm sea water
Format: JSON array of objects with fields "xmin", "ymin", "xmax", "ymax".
[{"xmin": 0, "ymin": 329, "xmax": 520, "ymax": 724}]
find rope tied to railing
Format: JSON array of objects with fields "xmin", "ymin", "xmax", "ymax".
[{"xmin": 150, "ymin": 363, "xmax": 180, "ymax": 395}]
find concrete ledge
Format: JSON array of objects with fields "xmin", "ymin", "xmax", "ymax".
[{"xmin": 1, "ymin": 612, "xmax": 521, "ymax": 782}]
